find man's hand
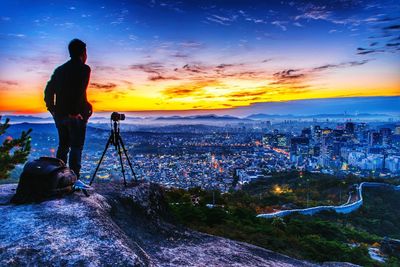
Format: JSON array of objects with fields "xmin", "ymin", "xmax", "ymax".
[{"xmin": 69, "ymin": 114, "xmax": 84, "ymax": 120}]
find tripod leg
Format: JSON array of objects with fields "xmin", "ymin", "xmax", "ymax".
[
  {"xmin": 116, "ymin": 139, "xmax": 127, "ymax": 186},
  {"xmin": 90, "ymin": 135, "xmax": 112, "ymax": 185},
  {"xmin": 118, "ymin": 135, "xmax": 138, "ymax": 181}
]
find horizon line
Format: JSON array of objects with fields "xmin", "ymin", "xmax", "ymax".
[{"xmin": 1, "ymin": 95, "xmax": 399, "ymax": 115}]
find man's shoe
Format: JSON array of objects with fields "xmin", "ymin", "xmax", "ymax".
[
  {"xmin": 73, "ymin": 179, "xmax": 92, "ymax": 190},
  {"xmin": 73, "ymin": 180, "xmax": 93, "ymax": 196}
]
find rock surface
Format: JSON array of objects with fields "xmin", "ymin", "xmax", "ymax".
[{"xmin": 0, "ymin": 182, "xmax": 359, "ymax": 266}]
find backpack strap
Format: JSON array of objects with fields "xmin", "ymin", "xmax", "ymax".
[{"xmin": 39, "ymin": 156, "xmax": 66, "ymax": 166}]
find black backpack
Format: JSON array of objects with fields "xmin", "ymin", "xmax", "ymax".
[{"xmin": 11, "ymin": 157, "xmax": 77, "ymax": 204}]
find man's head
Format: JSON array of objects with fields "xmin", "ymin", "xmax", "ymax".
[{"xmin": 68, "ymin": 39, "xmax": 87, "ymax": 63}]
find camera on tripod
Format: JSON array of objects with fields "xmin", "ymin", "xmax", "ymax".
[
  {"xmin": 90, "ymin": 111, "xmax": 138, "ymax": 186},
  {"xmin": 111, "ymin": 112, "xmax": 125, "ymax": 122}
]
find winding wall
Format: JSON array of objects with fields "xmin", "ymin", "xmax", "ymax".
[{"xmin": 257, "ymin": 182, "xmax": 400, "ymax": 219}]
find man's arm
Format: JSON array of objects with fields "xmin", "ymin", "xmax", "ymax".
[
  {"xmin": 44, "ymin": 69, "xmax": 58, "ymax": 115},
  {"xmin": 72, "ymin": 65, "xmax": 91, "ymax": 116}
]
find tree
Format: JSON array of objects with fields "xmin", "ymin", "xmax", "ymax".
[{"xmin": 0, "ymin": 117, "xmax": 31, "ymax": 179}]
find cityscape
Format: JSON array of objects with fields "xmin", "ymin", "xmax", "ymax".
[{"xmin": 10, "ymin": 115, "xmax": 400, "ymax": 192}]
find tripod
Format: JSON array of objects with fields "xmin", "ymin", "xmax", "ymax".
[{"xmin": 90, "ymin": 119, "xmax": 138, "ymax": 186}]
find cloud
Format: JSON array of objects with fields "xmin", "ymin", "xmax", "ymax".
[
  {"xmin": 7, "ymin": 33, "xmax": 26, "ymax": 38},
  {"xmin": 225, "ymin": 85, "xmax": 311, "ymax": 105},
  {"xmin": 90, "ymin": 82, "xmax": 117, "ymax": 92},
  {"xmin": 168, "ymin": 61, "xmax": 267, "ymax": 82},
  {"xmin": 386, "ymin": 42, "xmax": 400, "ymax": 47},
  {"xmin": 93, "ymin": 65, "xmax": 116, "ymax": 72},
  {"xmin": 110, "ymin": 8, "xmax": 129, "ymax": 25},
  {"xmin": 262, "ymin": 58, "xmax": 273, "ymax": 63},
  {"xmin": 112, "ymin": 91, "xmax": 127, "ymax": 99},
  {"xmin": 228, "ymin": 89, "xmax": 266, "ymax": 98},
  {"xmin": 161, "ymin": 80, "xmax": 221, "ymax": 98},
  {"xmin": 129, "ymin": 62, "xmax": 165, "ymax": 75},
  {"xmin": 271, "ymin": 21, "xmax": 287, "ymax": 31},
  {"xmin": 312, "ymin": 60, "xmax": 370, "ymax": 71},
  {"xmin": 293, "ymin": 2, "xmax": 399, "ymax": 29},
  {"xmin": 293, "ymin": 22, "xmax": 303, "ymax": 27},
  {"xmin": 171, "ymin": 52, "xmax": 189, "ymax": 58},
  {"xmin": 383, "ymin": 25, "xmax": 400, "ymax": 30},
  {"xmin": 215, "ymin": 63, "xmax": 235, "ymax": 69},
  {"xmin": 271, "ymin": 60, "xmax": 370, "ymax": 87},
  {"xmin": 0, "ymin": 80, "xmax": 18, "ymax": 86},
  {"xmin": 179, "ymin": 41, "xmax": 204, "ymax": 49},
  {"xmin": 245, "ymin": 17, "xmax": 267, "ymax": 24},
  {"xmin": 295, "ymin": 9, "xmax": 331, "ymax": 21},
  {"xmin": 148, "ymin": 1, "xmax": 184, "ymax": 13},
  {"xmin": 54, "ymin": 22, "xmax": 75, "ymax": 28},
  {"xmin": 148, "ymin": 75, "xmax": 180, "ymax": 81},
  {"xmin": 356, "ymin": 48, "xmax": 385, "ymax": 55},
  {"xmin": 273, "ymin": 69, "xmax": 304, "ymax": 82},
  {"xmin": 206, "ymin": 14, "xmax": 236, "ymax": 26},
  {"xmin": 181, "ymin": 64, "xmax": 207, "ymax": 74},
  {"xmin": 357, "ymin": 50, "xmax": 383, "ymax": 55},
  {"xmin": 360, "ymin": 22, "xmax": 400, "ymax": 55}
]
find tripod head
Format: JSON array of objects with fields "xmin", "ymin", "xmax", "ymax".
[{"xmin": 111, "ymin": 112, "xmax": 125, "ymax": 122}]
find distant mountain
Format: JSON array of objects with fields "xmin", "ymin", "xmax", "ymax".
[
  {"xmin": 5, "ymin": 123, "xmax": 108, "ymax": 137},
  {"xmin": 246, "ymin": 114, "xmax": 293, "ymax": 119},
  {"xmin": 155, "ymin": 114, "xmax": 252, "ymax": 121},
  {"xmin": 7, "ymin": 123, "xmax": 56, "ymax": 134},
  {"xmin": 2, "ymin": 115, "xmax": 52, "ymax": 123},
  {"xmin": 246, "ymin": 112, "xmax": 391, "ymax": 120}
]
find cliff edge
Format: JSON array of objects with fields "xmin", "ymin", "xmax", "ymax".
[{"xmin": 0, "ymin": 182, "xmax": 358, "ymax": 266}]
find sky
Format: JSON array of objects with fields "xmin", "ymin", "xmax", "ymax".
[{"xmin": 0, "ymin": 0, "xmax": 399, "ymax": 114}]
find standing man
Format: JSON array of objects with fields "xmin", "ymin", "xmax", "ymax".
[{"xmin": 44, "ymin": 39, "xmax": 92, "ymax": 178}]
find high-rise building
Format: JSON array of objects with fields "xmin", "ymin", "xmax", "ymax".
[
  {"xmin": 369, "ymin": 132, "xmax": 382, "ymax": 146},
  {"xmin": 380, "ymin": 128, "xmax": 392, "ymax": 145},
  {"xmin": 313, "ymin": 125, "xmax": 322, "ymax": 139},
  {"xmin": 276, "ymin": 134, "xmax": 288, "ymax": 148},
  {"xmin": 322, "ymin": 128, "xmax": 332, "ymax": 135},
  {"xmin": 301, "ymin": 128, "xmax": 312, "ymax": 138},
  {"xmin": 290, "ymin": 137, "xmax": 309, "ymax": 154},
  {"xmin": 262, "ymin": 134, "xmax": 275, "ymax": 147},
  {"xmin": 311, "ymin": 145, "xmax": 320, "ymax": 156},
  {"xmin": 395, "ymin": 126, "xmax": 400, "ymax": 135},
  {"xmin": 345, "ymin": 122, "xmax": 355, "ymax": 135}
]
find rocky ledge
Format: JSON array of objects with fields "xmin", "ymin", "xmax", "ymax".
[{"xmin": 0, "ymin": 182, "xmax": 359, "ymax": 266}]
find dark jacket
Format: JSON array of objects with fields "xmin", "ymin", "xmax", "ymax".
[{"xmin": 44, "ymin": 58, "xmax": 92, "ymax": 120}]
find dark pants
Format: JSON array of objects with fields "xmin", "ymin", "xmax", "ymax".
[{"xmin": 55, "ymin": 116, "xmax": 87, "ymax": 178}]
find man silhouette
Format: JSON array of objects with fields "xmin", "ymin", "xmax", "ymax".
[{"xmin": 44, "ymin": 39, "xmax": 92, "ymax": 178}]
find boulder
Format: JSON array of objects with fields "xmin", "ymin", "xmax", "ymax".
[{"xmin": 0, "ymin": 182, "xmax": 359, "ymax": 266}]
